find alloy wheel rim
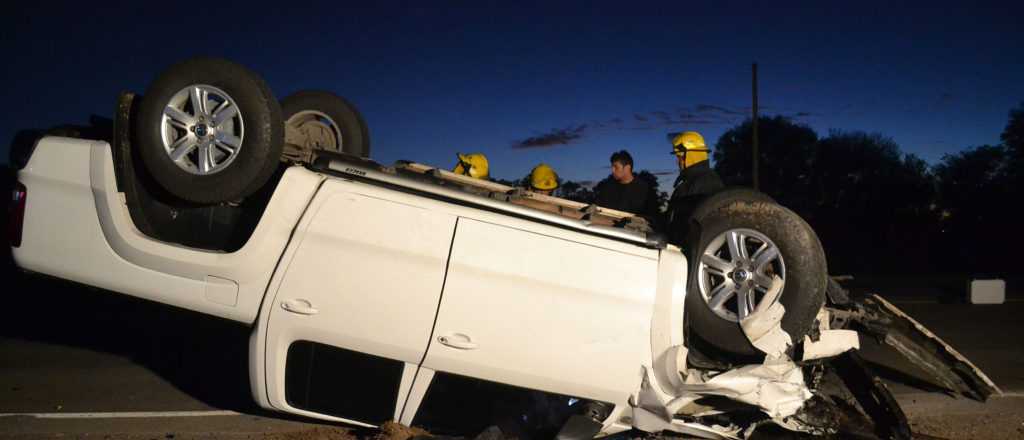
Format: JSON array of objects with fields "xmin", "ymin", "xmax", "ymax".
[{"xmin": 697, "ymin": 228, "xmax": 786, "ymax": 322}]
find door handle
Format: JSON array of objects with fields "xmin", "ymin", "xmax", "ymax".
[
  {"xmin": 438, "ymin": 333, "xmax": 478, "ymax": 350},
  {"xmin": 281, "ymin": 298, "xmax": 319, "ymax": 315}
]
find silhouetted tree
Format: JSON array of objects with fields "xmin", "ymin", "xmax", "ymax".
[
  {"xmin": 558, "ymin": 180, "xmax": 596, "ymax": 204},
  {"xmin": 704, "ymin": 103, "xmax": 1024, "ymax": 279},
  {"xmin": 933, "ymin": 145, "xmax": 1014, "ymax": 274},
  {"xmin": 634, "ymin": 170, "xmax": 669, "ymax": 214},
  {"xmin": 1002, "ymin": 102, "xmax": 1024, "ymax": 154},
  {"xmin": 812, "ymin": 131, "xmax": 934, "ymax": 214},
  {"xmin": 1000, "ymin": 101, "xmax": 1024, "ymax": 189},
  {"xmin": 713, "ymin": 116, "xmax": 818, "ymax": 212},
  {"xmin": 934, "ymin": 145, "xmax": 1007, "ymax": 221},
  {"xmin": 809, "ymin": 131, "xmax": 937, "ymax": 273}
]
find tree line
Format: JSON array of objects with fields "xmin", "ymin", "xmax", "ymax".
[
  {"xmin": 712, "ymin": 103, "xmax": 1022, "ymax": 277},
  {"xmin": 545, "ymin": 102, "xmax": 1023, "ymax": 278}
]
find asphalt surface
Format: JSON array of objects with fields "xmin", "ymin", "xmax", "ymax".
[{"xmin": 1, "ymin": 269, "xmax": 1022, "ymax": 439}]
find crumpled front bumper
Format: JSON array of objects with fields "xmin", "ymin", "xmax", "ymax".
[{"xmin": 621, "ymin": 280, "xmax": 1001, "ymax": 440}]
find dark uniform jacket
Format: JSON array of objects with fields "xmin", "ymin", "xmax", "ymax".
[{"xmin": 667, "ymin": 161, "xmax": 725, "ymax": 243}]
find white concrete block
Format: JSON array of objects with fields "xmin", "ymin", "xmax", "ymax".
[{"xmin": 969, "ymin": 279, "xmax": 1005, "ymax": 304}]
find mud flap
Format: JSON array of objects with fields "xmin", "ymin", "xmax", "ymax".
[{"xmin": 835, "ymin": 294, "xmax": 1001, "ymax": 401}]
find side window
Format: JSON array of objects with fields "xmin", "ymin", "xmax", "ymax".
[
  {"xmin": 411, "ymin": 372, "xmax": 609, "ymax": 439},
  {"xmin": 285, "ymin": 341, "xmax": 404, "ymax": 425}
]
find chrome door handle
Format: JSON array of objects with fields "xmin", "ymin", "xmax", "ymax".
[
  {"xmin": 438, "ymin": 333, "xmax": 478, "ymax": 350},
  {"xmin": 280, "ymin": 298, "xmax": 319, "ymax": 315}
]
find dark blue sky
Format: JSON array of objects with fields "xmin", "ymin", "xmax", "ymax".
[{"xmin": 3, "ymin": 1, "xmax": 1022, "ymax": 188}]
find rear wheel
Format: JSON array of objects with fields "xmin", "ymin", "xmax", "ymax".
[
  {"xmin": 135, "ymin": 57, "xmax": 283, "ymax": 204},
  {"xmin": 686, "ymin": 200, "xmax": 827, "ymax": 358},
  {"xmin": 281, "ymin": 90, "xmax": 370, "ymax": 160}
]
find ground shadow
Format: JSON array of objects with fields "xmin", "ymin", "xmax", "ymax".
[
  {"xmin": 1, "ymin": 172, "xmax": 263, "ymax": 414},
  {"xmin": 0, "ymin": 268, "xmax": 261, "ymax": 414},
  {"xmin": 2, "ymin": 127, "xmax": 278, "ymax": 415}
]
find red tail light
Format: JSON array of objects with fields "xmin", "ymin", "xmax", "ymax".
[{"xmin": 9, "ymin": 182, "xmax": 26, "ymax": 247}]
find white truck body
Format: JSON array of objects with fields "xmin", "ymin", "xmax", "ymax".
[{"xmin": 13, "ymin": 137, "xmax": 689, "ymax": 434}]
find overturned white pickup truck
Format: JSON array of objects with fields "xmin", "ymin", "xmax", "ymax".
[{"xmin": 9, "ymin": 58, "xmax": 999, "ymax": 439}]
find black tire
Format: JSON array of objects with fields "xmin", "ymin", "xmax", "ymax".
[
  {"xmin": 690, "ymin": 187, "xmax": 775, "ymax": 223},
  {"xmin": 668, "ymin": 187, "xmax": 775, "ymax": 246},
  {"xmin": 135, "ymin": 57, "xmax": 283, "ymax": 204},
  {"xmin": 686, "ymin": 200, "xmax": 827, "ymax": 359},
  {"xmin": 281, "ymin": 90, "xmax": 370, "ymax": 158}
]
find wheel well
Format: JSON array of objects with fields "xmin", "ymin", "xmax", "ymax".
[{"xmin": 111, "ymin": 92, "xmax": 282, "ymax": 252}]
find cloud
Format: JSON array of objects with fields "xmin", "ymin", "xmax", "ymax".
[
  {"xmin": 696, "ymin": 104, "xmax": 745, "ymax": 115},
  {"xmin": 590, "ymin": 117, "xmax": 626, "ymax": 129},
  {"xmin": 511, "ymin": 102, "xmax": 812, "ymax": 149},
  {"xmin": 675, "ymin": 111, "xmax": 724, "ymax": 125},
  {"xmin": 652, "ymin": 110, "xmax": 673, "ymax": 124},
  {"xmin": 511, "ymin": 124, "xmax": 588, "ymax": 149}
]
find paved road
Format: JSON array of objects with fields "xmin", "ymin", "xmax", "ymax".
[{"xmin": 1, "ymin": 270, "xmax": 1022, "ymax": 439}]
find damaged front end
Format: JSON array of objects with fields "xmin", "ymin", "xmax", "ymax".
[{"xmin": 626, "ymin": 279, "xmax": 1001, "ymax": 440}]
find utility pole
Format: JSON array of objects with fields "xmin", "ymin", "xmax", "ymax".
[{"xmin": 752, "ymin": 63, "xmax": 760, "ymax": 191}]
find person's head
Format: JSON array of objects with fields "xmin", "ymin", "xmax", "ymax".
[
  {"xmin": 529, "ymin": 163, "xmax": 559, "ymax": 195},
  {"xmin": 609, "ymin": 150, "xmax": 634, "ymax": 183},
  {"xmin": 670, "ymin": 131, "xmax": 710, "ymax": 170},
  {"xmin": 453, "ymin": 152, "xmax": 489, "ymax": 179}
]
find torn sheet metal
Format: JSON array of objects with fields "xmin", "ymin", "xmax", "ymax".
[
  {"xmin": 632, "ymin": 368, "xmax": 742, "ymax": 439},
  {"xmin": 799, "ymin": 308, "xmax": 860, "ymax": 361},
  {"xmin": 872, "ymin": 294, "xmax": 1001, "ymax": 397},
  {"xmin": 675, "ymin": 358, "xmax": 812, "ymax": 419},
  {"xmin": 838, "ymin": 294, "xmax": 1002, "ymax": 400},
  {"xmin": 739, "ymin": 276, "xmax": 792, "ymax": 358},
  {"xmin": 802, "ymin": 330, "xmax": 859, "ymax": 361}
]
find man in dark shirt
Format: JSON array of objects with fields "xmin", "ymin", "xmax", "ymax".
[{"xmin": 595, "ymin": 150, "xmax": 652, "ymax": 215}]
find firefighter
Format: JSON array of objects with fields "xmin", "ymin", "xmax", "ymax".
[
  {"xmin": 667, "ymin": 131, "xmax": 724, "ymax": 242},
  {"xmin": 670, "ymin": 131, "xmax": 723, "ymax": 196},
  {"xmin": 529, "ymin": 163, "xmax": 559, "ymax": 196},
  {"xmin": 453, "ymin": 152, "xmax": 490, "ymax": 179}
]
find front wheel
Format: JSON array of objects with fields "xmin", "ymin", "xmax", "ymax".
[{"xmin": 685, "ymin": 200, "xmax": 827, "ymax": 359}]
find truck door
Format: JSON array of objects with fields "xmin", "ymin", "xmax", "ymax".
[
  {"xmin": 262, "ymin": 180, "xmax": 456, "ymax": 426},
  {"xmin": 413, "ymin": 218, "xmax": 658, "ymax": 422}
]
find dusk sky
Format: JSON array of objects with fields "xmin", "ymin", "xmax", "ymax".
[{"xmin": 3, "ymin": 1, "xmax": 1022, "ymax": 188}]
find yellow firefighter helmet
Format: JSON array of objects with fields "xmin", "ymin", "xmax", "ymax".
[
  {"xmin": 529, "ymin": 163, "xmax": 559, "ymax": 191},
  {"xmin": 453, "ymin": 153, "xmax": 489, "ymax": 179}
]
